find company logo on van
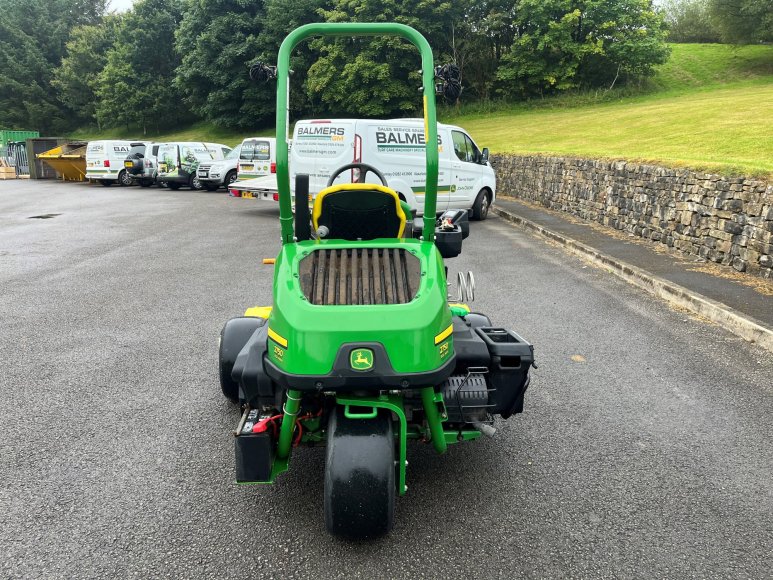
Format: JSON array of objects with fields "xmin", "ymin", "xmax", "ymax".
[
  {"xmin": 376, "ymin": 130, "xmax": 443, "ymax": 152},
  {"xmin": 113, "ymin": 146, "xmax": 130, "ymax": 152},
  {"xmin": 297, "ymin": 127, "xmax": 346, "ymax": 138}
]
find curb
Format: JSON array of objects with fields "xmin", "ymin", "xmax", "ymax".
[{"xmin": 492, "ymin": 205, "xmax": 773, "ymax": 353}]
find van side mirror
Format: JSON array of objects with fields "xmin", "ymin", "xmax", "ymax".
[{"xmin": 481, "ymin": 148, "xmax": 489, "ymax": 164}]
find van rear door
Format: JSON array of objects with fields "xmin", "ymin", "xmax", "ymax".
[
  {"xmin": 157, "ymin": 144, "xmax": 180, "ymax": 177},
  {"xmin": 291, "ymin": 120, "xmax": 355, "ymax": 195},
  {"xmin": 239, "ymin": 138, "xmax": 275, "ymax": 180}
]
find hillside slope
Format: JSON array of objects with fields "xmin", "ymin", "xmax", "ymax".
[{"xmin": 73, "ymin": 44, "xmax": 773, "ymax": 176}]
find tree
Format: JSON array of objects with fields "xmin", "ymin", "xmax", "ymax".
[
  {"xmin": 661, "ymin": 0, "xmax": 721, "ymax": 43},
  {"xmin": 305, "ymin": 0, "xmax": 466, "ymax": 117},
  {"xmin": 52, "ymin": 17, "xmax": 121, "ymax": 129},
  {"xmin": 496, "ymin": 0, "xmax": 670, "ymax": 98},
  {"xmin": 95, "ymin": 0, "xmax": 188, "ymax": 133},
  {"xmin": 707, "ymin": 0, "xmax": 773, "ymax": 43},
  {"xmin": 0, "ymin": 0, "xmax": 107, "ymax": 131}
]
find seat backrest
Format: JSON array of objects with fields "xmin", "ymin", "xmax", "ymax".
[{"xmin": 312, "ymin": 183, "xmax": 407, "ymax": 240}]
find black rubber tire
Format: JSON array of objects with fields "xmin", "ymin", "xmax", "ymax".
[
  {"xmin": 100, "ymin": 180, "xmax": 112, "ymax": 187},
  {"xmin": 118, "ymin": 169, "xmax": 132, "ymax": 187},
  {"xmin": 204, "ymin": 183, "xmax": 219, "ymax": 192},
  {"xmin": 219, "ymin": 317, "xmax": 265, "ymax": 403},
  {"xmin": 167, "ymin": 182, "xmax": 181, "ymax": 190},
  {"xmin": 139, "ymin": 179, "xmax": 153, "ymax": 187},
  {"xmin": 471, "ymin": 189, "xmax": 490, "ymax": 221},
  {"xmin": 190, "ymin": 175, "xmax": 203, "ymax": 190},
  {"xmin": 324, "ymin": 407, "xmax": 395, "ymax": 539},
  {"xmin": 224, "ymin": 170, "xmax": 238, "ymax": 187}
]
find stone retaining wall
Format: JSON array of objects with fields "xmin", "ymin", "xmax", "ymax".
[{"xmin": 493, "ymin": 155, "xmax": 773, "ymax": 278}]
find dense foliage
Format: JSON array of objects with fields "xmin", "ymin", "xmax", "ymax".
[
  {"xmin": 707, "ymin": 0, "xmax": 773, "ymax": 44},
  {"xmin": 0, "ymin": 0, "xmax": 694, "ymax": 133},
  {"xmin": 661, "ymin": 0, "xmax": 721, "ymax": 43}
]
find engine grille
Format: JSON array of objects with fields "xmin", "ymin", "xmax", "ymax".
[{"xmin": 299, "ymin": 248, "xmax": 421, "ymax": 305}]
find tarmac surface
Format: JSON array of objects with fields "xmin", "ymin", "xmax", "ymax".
[{"xmin": 1, "ymin": 180, "xmax": 771, "ymax": 578}]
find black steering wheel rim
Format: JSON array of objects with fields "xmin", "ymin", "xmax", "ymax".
[{"xmin": 326, "ymin": 162, "xmax": 388, "ymax": 187}]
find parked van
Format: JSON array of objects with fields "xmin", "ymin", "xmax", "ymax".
[
  {"xmin": 288, "ymin": 119, "xmax": 495, "ymax": 219},
  {"xmin": 156, "ymin": 142, "xmax": 232, "ymax": 189},
  {"xmin": 237, "ymin": 137, "xmax": 277, "ymax": 181},
  {"xmin": 197, "ymin": 144, "xmax": 241, "ymax": 191},
  {"xmin": 123, "ymin": 142, "xmax": 158, "ymax": 187},
  {"xmin": 86, "ymin": 140, "xmax": 134, "ymax": 186}
]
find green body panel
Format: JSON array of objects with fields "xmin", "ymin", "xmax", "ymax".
[{"xmin": 266, "ymin": 238, "xmax": 452, "ymax": 376}]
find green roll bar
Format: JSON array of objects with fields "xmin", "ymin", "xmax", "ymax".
[{"xmin": 274, "ymin": 22, "xmax": 439, "ymax": 244}]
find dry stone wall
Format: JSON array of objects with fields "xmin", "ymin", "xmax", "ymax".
[{"xmin": 493, "ymin": 155, "xmax": 773, "ymax": 279}]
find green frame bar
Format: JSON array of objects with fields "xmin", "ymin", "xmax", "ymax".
[{"xmin": 275, "ymin": 22, "xmax": 439, "ymax": 244}]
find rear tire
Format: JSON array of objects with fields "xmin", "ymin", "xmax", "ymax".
[
  {"xmin": 100, "ymin": 180, "xmax": 112, "ymax": 187},
  {"xmin": 324, "ymin": 407, "xmax": 395, "ymax": 539},
  {"xmin": 471, "ymin": 189, "xmax": 490, "ymax": 221},
  {"xmin": 118, "ymin": 169, "xmax": 132, "ymax": 187},
  {"xmin": 219, "ymin": 317, "xmax": 265, "ymax": 403},
  {"xmin": 167, "ymin": 182, "xmax": 181, "ymax": 190}
]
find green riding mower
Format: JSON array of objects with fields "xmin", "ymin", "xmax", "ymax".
[{"xmin": 218, "ymin": 22, "xmax": 535, "ymax": 538}]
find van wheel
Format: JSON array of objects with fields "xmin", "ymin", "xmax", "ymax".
[
  {"xmin": 472, "ymin": 189, "xmax": 491, "ymax": 221},
  {"xmin": 118, "ymin": 169, "xmax": 132, "ymax": 186},
  {"xmin": 167, "ymin": 182, "xmax": 181, "ymax": 190},
  {"xmin": 100, "ymin": 180, "xmax": 112, "ymax": 187}
]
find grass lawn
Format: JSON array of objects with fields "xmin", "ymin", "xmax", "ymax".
[
  {"xmin": 71, "ymin": 44, "xmax": 773, "ymax": 177},
  {"xmin": 451, "ymin": 83, "xmax": 773, "ymax": 177}
]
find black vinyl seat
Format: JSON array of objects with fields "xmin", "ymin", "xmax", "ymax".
[{"xmin": 312, "ymin": 184, "xmax": 407, "ymax": 240}]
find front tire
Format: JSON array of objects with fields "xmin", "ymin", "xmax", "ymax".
[
  {"xmin": 324, "ymin": 407, "xmax": 395, "ymax": 538},
  {"xmin": 224, "ymin": 170, "xmax": 238, "ymax": 187},
  {"xmin": 190, "ymin": 175, "xmax": 203, "ymax": 190},
  {"xmin": 472, "ymin": 189, "xmax": 490, "ymax": 221},
  {"xmin": 204, "ymin": 183, "xmax": 219, "ymax": 192}
]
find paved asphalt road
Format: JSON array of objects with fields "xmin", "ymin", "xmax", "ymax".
[{"xmin": 1, "ymin": 181, "xmax": 771, "ymax": 579}]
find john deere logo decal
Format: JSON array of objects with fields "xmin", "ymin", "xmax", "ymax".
[{"xmin": 350, "ymin": 348, "xmax": 374, "ymax": 371}]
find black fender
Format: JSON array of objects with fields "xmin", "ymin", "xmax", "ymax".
[
  {"xmin": 219, "ymin": 317, "xmax": 265, "ymax": 403},
  {"xmin": 324, "ymin": 406, "xmax": 395, "ymax": 538}
]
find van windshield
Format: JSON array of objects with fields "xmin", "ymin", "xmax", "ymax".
[
  {"xmin": 241, "ymin": 140, "xmax": 271, "ymax": 161},
  {"xmin": 225, "ymin": 145, "xmax": 241, "ymax": 160}
]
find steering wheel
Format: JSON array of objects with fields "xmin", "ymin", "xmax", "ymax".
[{"xmin": 326, "ymin": 163, "xmax": 388, "ymax": 187}]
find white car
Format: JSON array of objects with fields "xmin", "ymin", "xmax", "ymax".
[{"xmin": 197, "ymin": 144, "xmax": 241, "ymax": 191}]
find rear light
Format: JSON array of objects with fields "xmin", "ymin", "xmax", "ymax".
[
  {"xmin": 270, "ymin": 162, "xmax": 276, "ymax": 173},
  {"xmin": 273, "ymin": 193, "xmax": 279, "ymax": 202},
  {"xmin": 104, "ymin": 159, "xmax": 110, "ymax": 168},
  {"xmin": 229, "ymin": 189, "xmax": 241, "ymax": 197}
]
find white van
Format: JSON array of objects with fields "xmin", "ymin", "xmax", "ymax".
[
  {"xmin": 156, "ymin": 142, "xmax": 231, "ymax": 189},
  {"xmin": 86, "ymin": 140, "xmax": 135, "ymax": 186},
  {"xmin": 237, "ymin": 137, "xmax": 277, "ymax": 181},
  {"xmin": 288, "ymin": 119, "xmax": 495, "ymax": 219}
]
